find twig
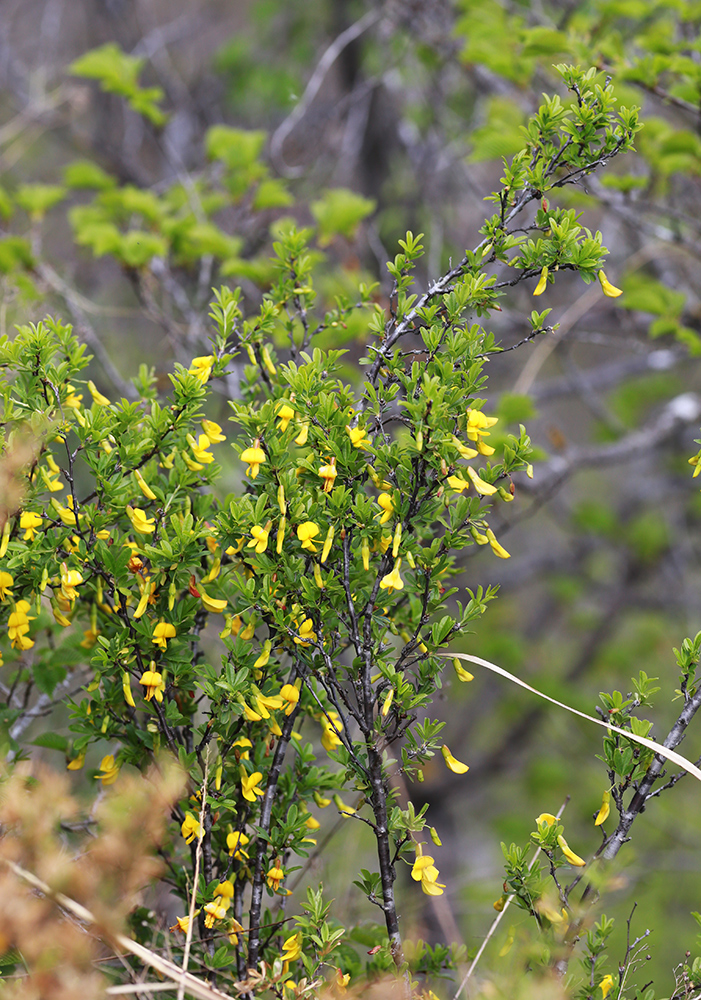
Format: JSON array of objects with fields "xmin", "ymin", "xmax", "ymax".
[
  {"xmin": 179, "ymin": 748, "xmax": 212, "ymax": 1000},
  {"xmin": 270, "ymin": 9, "xmax": 380, "ymax": 177}
]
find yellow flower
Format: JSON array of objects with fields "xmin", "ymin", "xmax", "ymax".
[
  {"xmin": 197, "ymin": 583, "xmax": 228, "ymax": 614},
  {"xmin": 297, "ymin": 521, "xmax": 320, "ymax": 552},
  {"xmin": 227, "ymin": 831, "xmax": 250, "ymax": 859},
  {"xmin": 294, "ymin": 617, "xmax": 317, "ymax": 646},
  {"xmin": 346, "ymin": 425, "xmax": 368, "ymax": 448},
  {"xmin": 87, "ymin": 380, "xmax": 111, "ymax": 406},
  {"xmin": 8, "ymin": 600, "xmax": 35, "ymax": 649},
  {"xmin": 134, "ymin": 469, "xmax": 157, "ymax": 500},
  {"xmin": 321, "ymin": 525, "xmax": 334, "ymax": 563},
  {"xmin": 170, "ymin": 912, "xmax": 199, "ymax": 933},
  {"xmin": 450, "ymin": 436, "xmax": 478, "ymax": 461},
  {"xmin": 202, "ymin": 419, "xmax": 225, "ymax": 442},
  {"xmin": 122, "ymin": 671, "xmax": 135, "ymax": 707},
  {"xmin": 152, "ymin": 621, "xmax": 176, "ymax": 649},
  {"xmin": 361, "ymin": 537, "xmax": 370, "ymax": 570},
  {"xmin": 282, "ymin": 932, "xmax": 302, "ymax": 966},
  {"xmin": 240, "ymin": 617, "xmax": 256, "ymax": 640},
  {"xmin": 277, "ymin": 402, "xmax": 295, "ymax": 432},
  {"xmin": 52, "ymin": 496, "xmax": 78, "ymax": 525},
  {"xmin": 254, "ymin": 690, "xmax": 284, "ymax": 717},
  {"xmin": 187, "ymin": 433, "xmax": 215, "ymax": 465},
  {"xmin": 598, "ymin": 270, "xmax": 623, "ymax": 298},
  {"xmin": 594, "ymin": 790, "xmax": 611, "ymax": 827},
  {"xmin": 466, "ymin": 408, "xmax": 499, "ymax": 441},
  {"xmin": 280, "ymin": 682, "xmax": 300, "ymax": 715},
  {"xmin": 247, "ymin": 523, "xmax": 270, "ymax": 554},
  {"xmin": 98, "ymin": 754, "xmax": 120, "ymax": 786},
  {"xmin": 52, "ymin": 605, "xmax": 71, "ymax": 627},
  {"xmin": 240, "ymin": 440, "xmax": 266, "ymax": 479},
  {"xmin": 64, "ymin": 384, "xmax": 83, "ymax": 409},
  {"xmin": 557, "ymin": 834, "xmax": 586, "ymax": 867},
  {"xmin": 183, "ymin": 450, "xmax": 204, "ymax": 472},
  {"xmin": 466, "ymin": 466, "xmax": 497, "ymax": 495},
  {"xmin": 447, "ymin": 474, "xmax": 469, "ymax": 493},
  {"xmin": 0, "ymin": 571, "xmax": 13, "ymax": 601},
  {"xmin": 421, "ymin": 872, "xmax": 446, "ymax": 896},
  {"xmin": 533, "ymin": 265, "xmax": 548, "ymax": 296},
  {"xmin": 453, "ymin": 659, "xmax": 474, "ymax": 682},
  {"xmin": 322, "ymin": 714, "xmax": 344, "ymax": 752},
  {"xmin": 486, "ymin": 528, "xmax": 510, "ymax": 559},
  {"xmin": 294, "ymin": 422, "xmax": 309, "ymax": 446},
  {"xmin": 266, "ymin": 862, "xmax": 285, "ymax": 891},
  {"xmin": 411, "ymin": 852, "xmax": 444, "ymax": 895},
  {"xmin": 181, "ymin": 812, "xmax": 203, "ymax": 844},
  {"xmin": 81, "ymin": 627, "xmax": 100, "ymax": 649},
  {"xmin": 380, "ymin": 558, "xmax": 404, "ymax": 593},
  {"xmin": 254, "ymin": 640, "xmax": 272, "ymax": 669},
  {"xmin": 318, "ymin": 457, "xmax": 337, "ymax": 493},
  {"xmin": 241, "ymin": 770, "xmax": 265, "ymax": 802},
  {"xmin": 41, "ymin": 468, "xmax": 63, "ymax": 492},
  {"xmin": 20, "ymin": 512, "xmax": 42, "ymax": 540},
  {"xmin": 535, "ymin": 812, "xmax": 558, "ymax": 828},
  {"xmin": 599, "ymin": 974, "xmax": 614, "ymax": 998},
  {"xmin": 333, "ymin": 793, "xmax": 355, "ymax": 815},
  {"xmin": 381, "ymin": 689, "xmax": 394, "ymax": 717},
  {"xmin": 335, "ymin": 969, "xmax": 351, "ymax": 992},
  {"xmin": 126, "ymin": 505, "xmax": 155, "ymax": 534},
  {"xmin": 314, "ymin": 791, "xmax": 331, "ymax": 808},
  {"xmin": 214, "ymin": 879, "xmax": 234, "ymax": 900},
  {"xmin": 441, "ymin": 745, "xmax": 469, "ymax": 774},
  {"xmin": 67, "ymin": 750, "xmax": 86, "ymax": 771},
  {"xmin": 261, "ymin": 345, "xmax": 276, "ymax": 375},
  {"xmin": 60, "ymin": 565, "xmax": 84, "ymax": 602},
  {"xmin": 227, "ymin": 918, "xmax": 244, "ymax": 945},
  {"xmin": 139, "ymin": 667, "xmax": 164, "ymax": 702},
  {"xmin": 204, "ymin": 900, "xmax": 229, "ymax": 928},
  {"xmin": 377, "ymin": 492, "xmax": 394, "ymax": 524},
  {"xmin": 189, "ymin": 355, "xmax": 214, "ymax": 383}
]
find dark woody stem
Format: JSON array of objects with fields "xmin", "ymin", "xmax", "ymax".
[{"xmin": 366, "ymin": 733, "xmax": 405, "ymax": 970}]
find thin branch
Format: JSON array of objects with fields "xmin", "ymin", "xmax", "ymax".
[
  {"xmin": 270, "ymin": 8, "xmax": 381, "ymax": 177},
  {"xmin": 179, "ymin": 748, "xmax": 212, "ymax": 1000}
]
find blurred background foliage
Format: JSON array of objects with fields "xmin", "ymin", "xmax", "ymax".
[{"xmin": 2, "ymin": 0, "xmax": 701, "ymax": 992}]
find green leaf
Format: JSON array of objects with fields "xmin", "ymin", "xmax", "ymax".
[
  {"xmin": 63, "ymin": 160, "xmax": 116, "ymax": 191},
  {"xmin": 253, "ymin": 177, "xmax": 294, "ymax": 211},
  {"xmin": 520, "ymin": 27, "xmax": 572, "ymax": 58},
  {"xmin": 619, "ymin": 272, "xmax": 685, "ymax": 317},
  {"xmin": 69, "ymin": 43, "xmax": 166, "ymax": 126},
  {"xmin": 0, "ymin": 236, "xmax": 33, "ymax": 273},
  {"xmin": 31, "ymin": 732, "xmax": 69, "ymax": 752},
  {"xmin": 15, "ymin": 184, "xmax": 65, "ymax": 220},
  {"xmin": 310, "ymin": 188, "xmax": 376, "ymax": 246}
]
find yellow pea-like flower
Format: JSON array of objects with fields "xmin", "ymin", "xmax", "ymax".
[
  {"xmin": 533, "ymin": 265, "xmax": 548, "ymax": 296},
  {"xmin": 594, "ymin": 790, "xmax": 610, "ymax": 826}
]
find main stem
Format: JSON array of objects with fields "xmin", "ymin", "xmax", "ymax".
[{"xmin": 366, "ymin": 735, "xmax": 403, "ymax": 965}]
